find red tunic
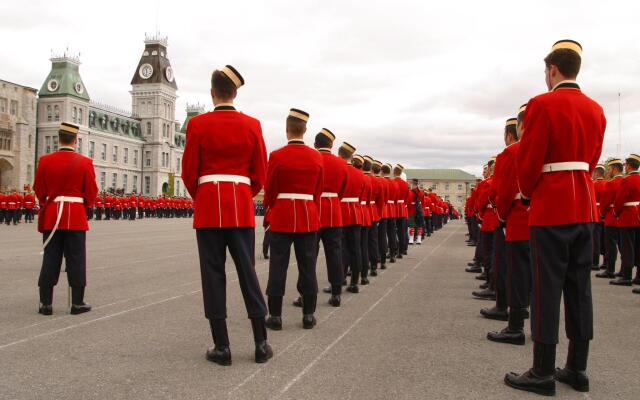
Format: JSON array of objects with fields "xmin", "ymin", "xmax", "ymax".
[
  {"xmin": 263, "ymin": 141, "xmax": 323, "ymax": 233},
  {"xmin": 384, "ymin": 178, "xmax": 398, "ymax": 219},
  {"xmin": 476, "ymin": 177, "xmax": 499, "ymax": 232},
  {"xmin": 317, "ymin": 149, "xmax": 348, "ymax": 228},
  {"xmin": 517, "ymin": 84, "xmax": 606, "ymax": 226},
  {"xmin": 408, "ymin": 188, "xmax": 425, "ymax": 216},
  {"xmin": 182, "ymin": 107, "xmax": 268, "ymax": 228},
  {"xmin": 375, "ymin": 176, "xmax": 389, "ymax": 219},
  {"xmin": 33, "ymin": 149, "xmax": 98, "ymax": 232},
  {"xmin": 394, "ymin": 178, "xmax": 410, "ymax": 218},
  {"xmin": 341, "ymin": 165, "xmax": 365, "ymax": 226},
  {"xmin": 601, "ymin": 176, "xmax": 623, "ymax": 227},
  {"xmin": 367, "ymin": 174, "xmax": 383, "ymax": 222},
  {"xmin": 23, "ymin": 193, "xmax": 35, "ymax": 209},
  {"xmin": 613, "ymin": 172, "xmax": 640, "ymax": 227},
  {"xmin": 495, "ymin": 142, "xmax": 529, "ymax": 241},
  {"xmin": 359, "ymin": 170, "xmax": 372, "ymax": 227},
  {"xmin": 593, "ymin": 178, "xmax": 607, "ymax": 221}
]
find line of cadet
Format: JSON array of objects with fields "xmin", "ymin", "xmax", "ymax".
[
  {"xmin": 33, "ymin": 64, "xmax": 453, "ymax": 369},
  {"xmin": 87, "ymin": 194, "xmax": 194, "ymax": 221},
  {"xmin": 0, "ymin": 191, "xmax": 36, "ymax": 225},
  {"xmin": 462, "ymin": 39, "xmax": 639, "ymax": 397}
]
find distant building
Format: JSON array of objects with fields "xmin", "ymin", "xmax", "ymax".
[
  {"xmin": 404, "ymin": 168, "xmax": 477, "ymax": 210},
  {"xmin": 0, "ymin": 79, "xmax": 37, "ymax": 191},
  {"xmin": 35, "ymin": 34, "xmax": 199, "ymax": 197}
]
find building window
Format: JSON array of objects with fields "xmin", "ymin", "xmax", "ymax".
[
  {"xmin": 457, "ymin": 195, "xmax": 463, "ymax": 203},
  {"xmin": 112, "ymin": 146, "xmax": 118, "ymax": 162},
  {"xmin": 458, "ymin": 184, "xmax": 463, "ymax": 191},
  {"xmin": 133, "ymin": 175, "xmax": 138, "ymax": 193},
  {"xmin": 112, "ymin": 173, "xmax": 117, "ymax": 189},
  {"xmin": 445, "ymin": 195, "xmax": 450, "ymax": 201},
  {"xmin": 100, "ymin": 172, "xmax": 106, "ymax": 191},
  {"xmin": 46, "ymin": 105, "xmax": 52, "ymax": 122},
  {"xmin": 77, "ymin": 138, "xmax": 83, "ymax": 154},
  {"xmin": 0, "ymin": 131, "xmax": 11, "ymax": 151},
  {"xmin": 145, "ymin": 151, "xmax": 151, "ymax": 167},
  {"xmin": 101, "ymin": 143, "xmax": 107, "ymax": 161},
  {"xmin": 162, "ymin": 124, "xmax": 166, "ymax": 137},
  {"xmin": 78, "ymin": 108, "xmax": 83, "ymax": 125},
  {"xmin": 54, "ymin": 105, "xmax": 60, "ymax": 121},
  {"xmin": 45, "ymin": 136, "xmax": 51, "ymax": 153},
  {"xmin": 72, "ymin": 107, "xmax": 77, "ymax": 123},
  {"xmin": 52, "ymin": 136, "xmax": 59, "ymax": 151},
  {"xmin": 124, "ymin": 148, "xmax": 129, "ymax": 164},
  {"xmin": 133, "ymin": 150, "xmax": 138, "ymax": 166},
  {"xmin": 10, "ymin": 100, "xmax": 18, "ymax": 116},
  {"xmin": 0, "ymin": 98, "xmax": 6, "ymax": 113},
  {"xmin": 144, "ymin": 176, "xmax": 151, "ymax": 194},
  {"xmin": 123, "ymin": 174, "xmax": 128, "ymax": 192},
  {"xmin": 445, "ymin": 183, "xmax": 450, "ymax": 191},
  {"xmin": 89, "ymin": 141, "xmax": 95, "ymax": 159},
  {"xmin": 146, "ymin": 122, "xmax": 151, "ymax": 136},
  {"xmin": 177, "ymin": 157, "xmax": 181, "ymax": 172},
  {"xmin": 433, "ymin": 183, "xmax": 438, "ymax": 190}
]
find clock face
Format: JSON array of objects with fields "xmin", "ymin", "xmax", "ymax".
[
  {"xmin": 47, "ymin": 79, "xmax": 59, "ymax": 92},
  {"xmin": 74, "ymin": 82, "xmax": 84, "ymax": 94},
  {"xmin": 139, "ymin": 63, "xmax": 154, "ymax": 79},
  {"xmin": 165, "ymin": 66, "xmax": 174, "ymax": 82}
]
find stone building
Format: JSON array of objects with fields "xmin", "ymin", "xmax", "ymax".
[
  {"xmin": 36, "ymin": 34, "xmax": 195, "ymax": 197},
  {"xmin": 0, "ymin": 79, "xmax": 37, "ymax": 192},
  {"xmin": 404, "ymin": 168, "xmax": 477, "ymax": 210}
]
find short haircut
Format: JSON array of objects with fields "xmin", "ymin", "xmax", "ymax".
[
  {"xmin": 372, "ymin": 163, "xmax": 381, "ymax": 174},
  {"xmin": 286, "ymin": 116, "xmax": 307, "ymax": 136},
  {"xmin": 488, "ymin": 160, "xmax": 495, "ymax": 168},
  {"xmin": 352, "ymin": 158, "xmax": 363, "ymax": 169},
  {"xmin": 338, "ymin": 147, "xmax": 352, "ymax": 160},
  {"xmin": 381, "ymin": 165, "xmax": 391, "ymax": 174},
  {"xmin": 314, "ymin": 133, "xmax": 333, "ymax": 149},
  {"xmin": 211, "ymin": 70, "xmax": 237, "ymax": 99},
  {"xmin": 626, "ymin": 158, "xmax": 640, "ymax": 170},
  {"xmin": 363, "ymin": 159, "xmax": 372, "ymax": 172},
  {"xmin": 505, "ymin": 125, "xmax": 518, "ymax": 142},
  {"xmin": 59, "ymin": 131, "xmax": 76, "ymax": 145},
  {"xmin": 544, "ymin": 49, "xmax": 581, "ymax": 78}
]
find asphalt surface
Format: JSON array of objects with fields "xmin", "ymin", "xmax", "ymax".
[{"xmin": 0, "ymin": 218, "xmax": 638, "ymax": 400}]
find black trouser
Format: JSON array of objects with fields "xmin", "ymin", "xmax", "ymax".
[
  {"xmin": 129, "ymin": 207, "xmax": 136, "ymax": 220},
  {"xmin": 86, "ymin": 207, "xmax": 94, "ymax": 220},
  {"xmin": 25, "ymin": 209, "xmax": 34, "ymax": 222},
  {"xmin": 342, "ymin": 225, "xmax": 362, "ymax": 281},
  {"xmin": 266, "ymin": 231, "xmax": 319, "ymax": 298},
  {"xmin": 506, "ymin": 240, "xmax": 531, "ymax": 309},
  {"xmin": 196, "ymin": 228, "xmax": 267, "ymax": 320},
  {"xmin": 474, "ymin": 229, "xmax": 483, "ymax": 262},
  {"xmin": 386, "ymin": 218, "xmax": 398, "ymax": 257},
  {"xmin": 482, "ymin": 230, "xmax": 495, "ymax": 280},
  {"xmin": 6, "ymin": 209, "xmax": 14, "ymax": 225},
  {"xmin": 427, "ymin": 215, "xmax": 434, "ymax": 235},
  {"xmin": 262, "ymin": 227, "xmax": 271, "ymax": 257},
  {"xmin": 138, "ymin": 207, "xmax": 144, "ymax": 218},
  {"xmin": 603, "ymin": 226, "xmax": 619, "ymax": 273},
  {"xmin": 619, "ymin": 227, "xmax": 640, "ymax": 280},
  {"xmin": 529, "ymin": 224, "xmax": 594, "ymax": 344},
  {"xmin": 95, "ymin": 207, "xmax": 103, "ymax": 220},
  {"xmin": 368, "ymin": 222, "xmax": 380, "ymax": 268},
  {"xmin": 592, "ymin": 222, "xmax": 604, "ymax": 266},
  {"xmin": 38, "ymin": 230, "xmax": 87, "ymax": 288},
  {"xmin": 317, "ymin": 227, "xmax": 344, "ymax": 289},
  {"xmin": 105, "ymin": 208, "xmax": 111, "ymax": 220},
  {"xmin": 492, "ymin": 227, "xmax": 507, "ymax": 308},
  {"xmin": 360, "ymin": 226, "xmax": 370, "ymax": 277},
  {"xmin": 396, "ymin": 217, "xmax": 408, "ymax": 253},
  {"xmin": 378, "ymin": 218, "xmax": 388, "ymax": 266}
]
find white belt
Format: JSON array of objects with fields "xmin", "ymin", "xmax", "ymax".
[
  {"xmin": 624, "ymin": 202, "xmax": 640, "ymax": 206},
  {"xmin": 341, "ymin": 197, "xmax": 359, "ymax": 203},
  {"xmin": 41, "ymin": 196, "xmax": 84, "ymax": 254},
  {"xmin": 321, "ymin": 192, "xmax": 338, "ymax": 198},
  {"xmin": 514, "ymin": 193, "xmax": 522, "ymax": 201},
  {"xmin": 596, "ymin": 203, "xmax": 600, "ymax": 206},
  {"xmin": 198, "ymin": 174, "xmax": 250, "ymax": 185},
  {"xmin": 542, "ymin": 162, "xmax": 589, "ymax": 173},
  {"xmin": 25, "ymin": 202, "xmax": 33, "ymax": 204},
  {"xmin": 360, "ymin": 201, "xmax": 367, "ymax": 205},
  {"xmin": 387, "ymin": 200, "xmax": 395, "ymax": 204},
  {"xmin": 8, "ymin": 202, "xmax": 15, "ymax": 205},
  {"xmin": 486, "ymin": 204, "xmax": 493, "ymax": 209},
  {"xmin": 277, "ymin": 193, "xmax": 313, "ymax": 201},
  {"xmin": 397, "ymin": 200, "xmax": 405, "ymax": 204},
  {"xmin": 369, "ymin": 201, "xmax": 376, "ymax": 205}
]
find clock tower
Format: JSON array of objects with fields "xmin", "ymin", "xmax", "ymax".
[{"xmin": 130, "ymin": 33, "xmax": 179, "ymax": 196}]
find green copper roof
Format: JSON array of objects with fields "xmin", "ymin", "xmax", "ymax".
[
  {"xmin": 180, "ymin": 104, "xmax": 205, "ymax": 133},
  {"xmin": 405, "ymin": 169, "xmax": 477, "ymax": 181},
  {"xmin": 88, "ymin": 105, "xmax": 144, "ymax": 141},
  {"xmin": 39, "ymin": 56, "xmax": 90, "ymax": 101}
]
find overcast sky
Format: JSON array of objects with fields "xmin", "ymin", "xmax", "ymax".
[{"xmin": 2, "ymin": 0, "xmax": 638, "ymax": 176}]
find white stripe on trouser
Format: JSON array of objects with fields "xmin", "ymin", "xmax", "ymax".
[{"xmin": 41, "ymin": 196, "xmax": 84, "ymax": 254}]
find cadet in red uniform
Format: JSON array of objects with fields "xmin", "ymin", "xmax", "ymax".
[
  {"xmin": 382, "ymin": 163, "xmax": 398, "ymax": 263},
  {"xmin": 352, "ymin": 155, "xmax": 372, "ymax": 284},
  {"xmin": 506, "ymin": 40, "xmax": 606, "ymax": 396},
  {"xmin": 182, "ymin": 65, "xmax": 272, "ymax": 366},
  {"xmin": 34, "ymin": 122, "xmax": 98, "ymax": 316},
  {"xmin": 591, "ymin": 165, "xmax": 607, "ymax": 269},
  {"xmin": 365, "ymin": 156, "xmax": 384, "ymax": 275},
  {"xmin": 408, "ymin": 179, "xmax": 425, "ymax": 245},
  {"xmin": 610, "ymin": 154, "xmax": 640, "ymax": 286},
  {"xmin": 595, "ymin": 159, "xmax": 624, "ymax": 279},
  {"xmin": 263, "ymin": 109, "xmax": 323, "ymax": 330},
  {"xmin": 393, "ymin": 165, "xmax": 410, "ymax": 256},
  {"xmin": 372, "ymin": 160, "xmax": 389, "ymax": 270},
  {"xmin": 24, "ymin": 192, "xmax": 35, "ymax": 223},
  {"xmin": 488, "ymin": 106, "xmax": 531, "ymax": 345}
]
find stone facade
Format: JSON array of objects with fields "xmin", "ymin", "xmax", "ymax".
[
  {"xmin": 0, "ymin": 79, "xmax": 37, "ymax": 192},
  {"xmin": 405, "ymin": 169, "xmax": 478, "ymax": 211}
]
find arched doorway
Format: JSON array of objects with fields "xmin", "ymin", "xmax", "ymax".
[
  {"xmin": 0, "ymin": 157, "xmax": 14, "ymax": 191},
  {"xmin": 161, "ymin": 182, "xmax": 169, "ymax": 194}
]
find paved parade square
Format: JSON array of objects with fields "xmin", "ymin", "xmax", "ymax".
[{"xmin": 0, "ymin": 219, "xmax": 638, "ymax": 399}]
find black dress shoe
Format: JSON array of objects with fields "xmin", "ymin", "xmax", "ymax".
[
  {"xmin": 206, "ymin": 346, "xmax": 232, "ymax": 366},
  {"xmin": 555, "ymin": 367, "xmax": 589, "ymax": 392},
  {"xmin": 480, "ymin": 306, "xmax": 508, "ymax": 321},
  {"xmin": 467, "ymin": 261, "xmax": 479, "ymax": 267},
  {"xmin": 523, "ymin": 309, "xmax": 530, "ymax": 319},
  {"xmin": 590, "ymin": 264, "xmax": 600, "ymax": 271},
  {"xmin": 38, "ymin": 305, "xmax": 52, "ymax": 316},
  {"xmin": 632, "ymin": 287, "xmax": 640, "ymax": 294},
  {"xmin": 632, "ymin": 277, "xmax": 640, "ymax": 286},
  {"xmin": 360, "ymin": 277, "xmax": 370, "ymax": 285},
  {"xmin": 389, "ymin": 257, "xmax": 396, "ymax": 263},
  {"xmin": 328, "ymin": 295, "xmax": 341, "ymax": 307},
  {"xmin": 504, "ymin": 369, "xmax": 555, "ymax": 396},
  {"xmin": 346, "ymin": 285, "xmax": 359, "ymax": 294},
  {"xmin": 263, "ymin": 254, "xmax": 269, "ymax": 260},
  {"xmin": 346, "ymin": 271, "xmax": 351, "ymax": 276},
  {"xmin": 475, "ymin": 272, "xmax": 487, "ymax": 280},
  {"xmin": 302, "ymin": 315, "xmax": 317, "ymax": 329},
  {"xmin": 380, "ymin": 264, "xmax": 387, "ymax": 270},
  {"xmin": 370, "ymin": 270, "xmax": 378, "ymax": 277},
  {"xmin": 402, "ymin": 251, "xmax": 408, "ymax": 256},
  {"xmin": 322, "ymin": 287, "xmax": 332, "ymax": 294},
  {"xmin": 609, "ymin": 278, "xmax": 632, "ymax": 286},
  {"xmin": 479, "ymin": 282, "xmax": 489, "ymax": 290},
  {"xmin": 70, "ymin": 303, "xmax": 92, "ymax": 315},
  {"xmin": 254, "ymin": 341, "xmax": 273, "ymax": 363},
  {"xmin": 472, "ymin": 288, "xmax": 496, "ymax": 300},
  {"xmin": 487, "ymin": 328, "xmax": 525, "ymax": 345},
  {"xmin": 292, "ymin": 296, "xmax": 303, "ymax": 307},
  {"xmin": 614, "ymin": 271, "xmax": 623, "ymax": 277},
  {"xmin": 595, "ymin": 271, "xmax": 615, "ymax": 278},
  {"xmin": 465, "ymin": 266, "xmax": 482, "ymax": 273},
  {"xmin": 265, "ymin": 316, "xmax": 282, "ymax": 330}
]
